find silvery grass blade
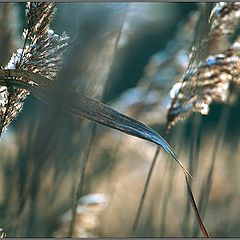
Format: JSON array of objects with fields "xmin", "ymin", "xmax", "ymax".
[{"xmin": 0, "ymin": 69, "xmax": 190, "ymax": 175}]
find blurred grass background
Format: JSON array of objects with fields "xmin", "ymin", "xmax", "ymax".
[{"xmin": 0, "ymin": 2, "xmax": 240, "ymax": 237}]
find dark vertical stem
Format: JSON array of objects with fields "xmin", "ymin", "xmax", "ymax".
[
  {"xmin": 157, "ymin": 156, "xmax": 170, "ymax": 237},
  {"xmin": 131, "ymin": 146, "xmax": 161, "ymax": 236},
  {"xmin": 68, "ymin": 13, "xmax": 128, "ymax": 235},
  {"xmin": 159, "ymin": 157, "xmax": 176, "ymax": 236},
  {"xmin": 159, "ymin": 123, "xmax": 185, "ymax": 236},
  {"xmin": 185, "ymin": 174, "xmax": 210, "ymax": 238},
  {"xmin": 182, "ymin": 114, "xmax": 202, "ymax": 235},
  {"xmin": 193, "ymin": 102, "xmax": 231, "ymax": 237},
  {"xmin": 68, "ymin": 122, "xmax": 97, "ymax": 237}
]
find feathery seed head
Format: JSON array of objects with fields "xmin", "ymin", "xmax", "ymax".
[
  {"xmin": 0, "ymin": 2, "xmax": 69, "ymax": 133},
  {"xmin": 167, "ymin": 3, "xmax": 240, "ymax": 130}
]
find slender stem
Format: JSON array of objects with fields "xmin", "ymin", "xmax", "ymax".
[
  {"xmin": 159, "ymin": 123, "xmax": 185, "ymax": 236},
  {"xmin": 184, "ymin": 174, "xmax": 210, "ymax": 238},
  {"xmin": 159, "ymin": 157, "xmax": 175, "ymax": 236},
  {"xmin": 68, "ymin": 11, "xmax": 129, "ymax": 235},
  {"xmin": 131, "ymin": 146, "xmax": 160, "ymax": 236},
  {"xmin": 68, "ymin": 122, "xmax": 97, "ymax": 237},
  {"xmin": 182, "ymin": 114, "xmax": 202, "ymax": 235},
  {"xmin": 193, "ymin": 102, "xmax": 230, "ymax": 237}
]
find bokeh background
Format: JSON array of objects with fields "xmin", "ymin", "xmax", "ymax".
[{"xmin": 0, "ymin": 2, "xmax": 240, "ymax": 237}]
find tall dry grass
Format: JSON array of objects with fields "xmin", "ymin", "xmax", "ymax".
[{"xmin": 0, "ymin": 2, "xmax": 239, "ymax": 238}]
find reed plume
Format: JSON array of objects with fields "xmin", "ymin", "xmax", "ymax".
[
  {"xmin": 0, "ymin": 2, "xmax": 69, "ymax": 133},
  {"xmin": 167, "ymin": 3, "xmax": 240, "ymax": 129}
]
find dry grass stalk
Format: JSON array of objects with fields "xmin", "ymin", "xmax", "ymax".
[{"xmin": 0, "ymin": 3, "xmax": 220, "ymax": 237}]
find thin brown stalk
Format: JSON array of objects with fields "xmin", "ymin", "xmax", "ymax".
[
  {"xmin": 182, "ymin": 114, "xmax": 202, "ymax": 235},
  {"xmin": 184, "ymin": 174, "xmax": 210, "ymax": 238},
  {"xmin": 177, "ymin": 120, "xmax": 209, "ymax": 238},
  {"xmin": 131, "ymin": 114, "xmax": 208, "ymax": 237},
  {"xmin": 193, "ymin": 99, "xmax": 231, "ymax": 237},
  {"xmin": 104, "ymin": 75, "xmax": 162, "ymax": 234},
  {"xmin": 161, "ymin": 120, "xmax": 209, "ymax": 238},
  {"xmin": 68, "ymin": 11, "xmax": 129, "ymax": 232},
  {"xmin": 159, "ymin": 123, "xmax": 186, "ymax": 236},
  {"xmin": 159, "ymin": 155, "xmax": 176, "ymax": 236},
  {"xmin": 157, "ymin": 154, "xmax": 170, "ymax": 237},
  {"xmin": 68, "ymin": 122, "xmax": 97, "ymax": 237},
  {"xmin": 131, "ymin": 146, "xmax": 161, "ymax": 236}
]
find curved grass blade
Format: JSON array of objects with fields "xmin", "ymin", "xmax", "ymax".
[
  {"xmin": 0, "ymin": 69, "xmax": 190, "ymax": 174},
  {"xmin": 0, "ymin": 71, "xmax": 209, "ymax": 237}
]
